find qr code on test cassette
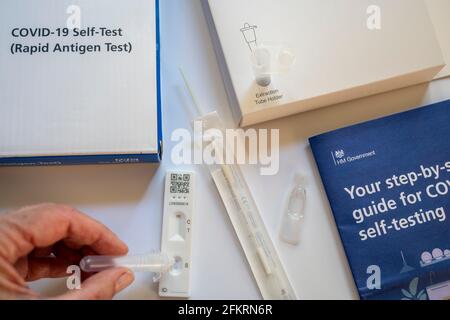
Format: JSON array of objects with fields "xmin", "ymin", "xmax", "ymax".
[{"xmin": 170, "ymin": 174, "xmax": 190, "ymax": 194}]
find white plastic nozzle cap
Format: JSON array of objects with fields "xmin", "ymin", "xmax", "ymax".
[{"xmin": 278, "ymin": 49, "xmax": 296, "ymax": 72}]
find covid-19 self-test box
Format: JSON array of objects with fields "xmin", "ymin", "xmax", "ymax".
[{"xmin": 0, "ymin": 0, "xmax": 162, "ymax": 166}]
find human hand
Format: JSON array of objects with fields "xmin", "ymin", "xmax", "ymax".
[{"xmin": 0, "ymin": 204, "xmax": 134, "ymax": 300}]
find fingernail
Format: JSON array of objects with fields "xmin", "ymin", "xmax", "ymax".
[{"xmin": 115, "ymin": 271, "xmax": 134, "ymax": 293}]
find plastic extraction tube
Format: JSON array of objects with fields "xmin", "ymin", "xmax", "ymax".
[
  {"xmin": 80, "ymin": 253, "xmax": 173, "ymax": 274},
  {"xmin": 181, "ymin": 70, "xmax": 297, "ymax": 300}
]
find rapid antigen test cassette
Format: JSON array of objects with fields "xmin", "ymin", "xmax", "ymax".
[
  {"xmin": 159, "ymin": 171, "xmax": 196, "ymax": 298},
  {"xmin": 0, "ymin": 0, "xmax": 162, "ymax": 165},
  {"xmin": 81, "ymin": 170, "xmax": 196, "ymax": 298}
]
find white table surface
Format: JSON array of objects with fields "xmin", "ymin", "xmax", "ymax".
[{"xmin": 1, "ymin": 0, "xmax": 449, "ymax": 300}]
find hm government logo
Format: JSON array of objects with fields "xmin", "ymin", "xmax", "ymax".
[
  {"xmin": 334, "ymin": 150, "xmax": 345, "ymax": 159},
  {"xmin": 332, "ymin": 148, "xmax": 376, "ymax": 166}
]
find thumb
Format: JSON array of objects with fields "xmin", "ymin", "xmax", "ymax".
[{"xmin": 57, "ymin": 268, "xmax": 134, "ymax": 300}]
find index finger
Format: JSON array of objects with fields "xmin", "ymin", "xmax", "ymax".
[{"xmin": 0, "ymin": 204, "xmax": 128, "ymax": 263}]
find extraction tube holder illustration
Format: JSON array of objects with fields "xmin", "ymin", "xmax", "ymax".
[
  {"xmin": 240, "ymin": 23, "xmax": 296, "ymax": 87},
  {"xmin": 240, "ymin": 22, "xmax": 258, "ymax": 52}
]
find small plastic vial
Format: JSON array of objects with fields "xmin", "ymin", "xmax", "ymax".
[
  {"xmin": 80, "ymin": 253, "xmax": 173, "ymax": 274},
  {"xmin": 279, "ymin": 183, "xmax": 306, "ymax": 245}
]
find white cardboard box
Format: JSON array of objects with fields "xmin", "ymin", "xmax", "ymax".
[
  {"xmin": 204, "ymin": 0, "xmax": 447, "ymax": 127},
  {"xmin": 426, "ymin": 0, "xmax": 450, "ymax": 79},
  {"xmin": 0, "ymin": 0, "xmax": 162, "ymax": 166}
]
